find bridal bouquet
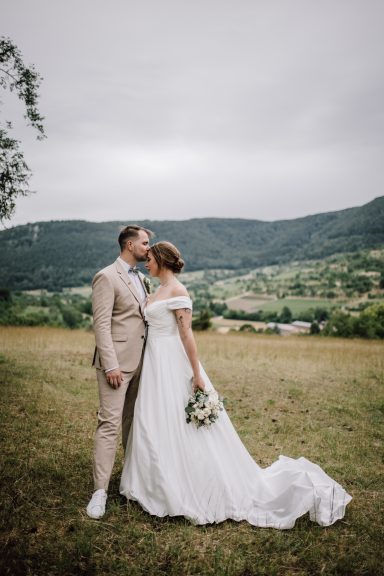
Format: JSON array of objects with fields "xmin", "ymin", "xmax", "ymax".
[{"xmin": 185, "ymin": 389, "xmax": 224, "ymax": 428}]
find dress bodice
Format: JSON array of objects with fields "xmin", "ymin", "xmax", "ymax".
[{"xmin": 145, "ymin": 296, "xmax": 192, "ymax": 339}]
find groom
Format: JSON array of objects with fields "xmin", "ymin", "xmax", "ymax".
[{"xmin": 86, "ymin": 224, "xmax": 153, "ymax": 519}]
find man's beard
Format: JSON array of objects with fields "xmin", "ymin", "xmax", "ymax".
[{"xmin": 135, "ymin": 253, "xmax": 148, "ymax": 263}]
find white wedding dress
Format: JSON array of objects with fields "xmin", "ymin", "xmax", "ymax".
[{"xmin": 120, "ymin": 296, "xmax": 352, "ymax": 528}]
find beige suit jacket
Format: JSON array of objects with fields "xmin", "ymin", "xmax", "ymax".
[{"xmin": 92, "ymin": 258, "xmax": 147, "ymax": 373}]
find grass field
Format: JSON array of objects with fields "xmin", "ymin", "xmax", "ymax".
[
  {"xmin": 0, "ymin": 327, "xmax": 383, "ymax": 576},
  {"xmin": 225, "ymin": 296, "xmax": 340, "ymax": 315},
  {"xmin": 258, "ymin": 298, "xmax": 340, "ymax": 314}
]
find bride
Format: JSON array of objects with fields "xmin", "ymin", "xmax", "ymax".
[{"xmin": 120, "ymin": 241, "xmax": 352, "ymax": 528}]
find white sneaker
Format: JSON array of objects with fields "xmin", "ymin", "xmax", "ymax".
[{"xmin": 86, "ymin": 489, "xmax": 107, "ymax": 519}]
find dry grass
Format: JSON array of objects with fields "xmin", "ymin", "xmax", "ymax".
[{"xmin": 0, "ymin": 327, "xmax": 383, "ymax": 576}]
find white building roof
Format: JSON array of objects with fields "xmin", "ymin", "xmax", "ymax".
[{"xmin": 292, "ymin": 321, "xmax": 312, "ymax": 329}]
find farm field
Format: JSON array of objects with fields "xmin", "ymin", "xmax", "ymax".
[
  {"xmin": 223, "ymin": 295, "xmax": 340, "ymax": 315},
  {"xmin": 3, "ymin": 249, "xmax": 383, "ymax": 333},
  {"xmin": 0, "ymin": 327, "xmax": 383, "ymax": 575},
  {"xmin": 255, "ymin": 297, "xmax": 341, "ymax": 314}
]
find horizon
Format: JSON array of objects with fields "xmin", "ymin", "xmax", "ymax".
[{"xmin": 2, "ymin": 195, "xmax": 381, "ymax": 231}]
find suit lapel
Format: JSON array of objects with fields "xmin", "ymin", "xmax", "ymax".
[{"xmin": 115, "ymin": 259, "xmax": 141, "ymax": 304}]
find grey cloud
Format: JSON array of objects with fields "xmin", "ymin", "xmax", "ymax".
[{"xmin": 1, "ymin": 0, "xmax": 383, "ymax": 227}]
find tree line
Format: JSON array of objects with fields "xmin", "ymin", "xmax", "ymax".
[
  {"xmin": 1, "ymin": 288, "xmax": 383, "ymax": 338},
  {"xmin": 1, "ymin": 195, "xmax": 384, "ymax": 291}
]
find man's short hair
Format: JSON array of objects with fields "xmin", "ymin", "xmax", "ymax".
[{"xmin": 118, "ymin": 225, "xmax": 154, "ymax": 250}]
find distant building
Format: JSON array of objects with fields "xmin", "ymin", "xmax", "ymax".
[
  {"xmin": 291, "ymin": 321, "xmax": 312, "ymax": 332},
  {"xmin": 267, "ymin": 321, "xmax": 312, "ymax": 335},
  {"xmin": 266, "ymin": 322, "xmax": 298, "ymax": 336}
]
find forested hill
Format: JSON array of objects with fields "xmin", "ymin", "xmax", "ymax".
[{"xmin": 1, "ymin": 196, "xmax": 383, "ymax": 290}]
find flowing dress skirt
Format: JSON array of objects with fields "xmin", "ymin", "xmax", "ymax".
[{"xmin": 120, "ymin": 298, "xmax": 352, "ymax": 528}]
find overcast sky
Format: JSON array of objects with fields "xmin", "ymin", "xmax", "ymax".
[{"xmin": 1, "ymin": 0, "xmax": 383, "ymax": 227}]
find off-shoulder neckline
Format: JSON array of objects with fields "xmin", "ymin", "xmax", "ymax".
[{"xmin": 146, "ymin": 295, "xmax": 191, "ymax": 308}]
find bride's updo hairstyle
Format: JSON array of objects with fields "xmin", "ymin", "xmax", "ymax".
[{"xmin": 150, "ymin": 241, "xmax": 185, "ymax": 273}]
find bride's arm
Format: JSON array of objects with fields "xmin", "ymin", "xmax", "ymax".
[{"xmin": 174, "ymin": 308, "xmax": 205, "ymax": 392}]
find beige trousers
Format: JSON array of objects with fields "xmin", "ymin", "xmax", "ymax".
[{"xmin": 92, "ymin": 363, "xmax": 141, "ymax": 491}]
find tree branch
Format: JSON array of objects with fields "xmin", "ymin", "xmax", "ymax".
[{"xmin": 0, "ymin": 66, "xmax": 18, "ymax": 83}]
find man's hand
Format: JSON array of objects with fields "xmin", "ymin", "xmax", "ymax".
[{"xmin": 106, "ymin": 369, "xmax": 123, "ymax": 389}]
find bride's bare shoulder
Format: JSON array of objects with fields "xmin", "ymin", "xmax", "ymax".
[{"xmin": 170, "ymin": 281, "xmax": 189, "ymax": 298}]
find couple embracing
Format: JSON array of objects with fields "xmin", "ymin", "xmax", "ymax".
[{"xmin": 86, "ymin": 225, "xmax": 351, "ymax": 529}]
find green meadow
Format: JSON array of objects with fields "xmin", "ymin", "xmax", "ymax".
[
  {"xmin": 0, "ymin": 327, "xmax": 383, "ymax": 575},
  {"xmin": 225, "ymin": 296, "xmax": 338, "ymax": 316}
]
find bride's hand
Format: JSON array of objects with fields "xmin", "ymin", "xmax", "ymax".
[{"xmin": 192, "ymin": 375, "xmax": 205, "ymax": 393}]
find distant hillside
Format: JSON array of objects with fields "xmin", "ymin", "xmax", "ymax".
[{"xmin": 0, "ymin": 197, "xmax": 383, "ymax": 290}]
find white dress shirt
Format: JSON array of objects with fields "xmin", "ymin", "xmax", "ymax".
[{"xmin": 118, "ymin": 257, "xmax": 146, "ymax": 302}]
